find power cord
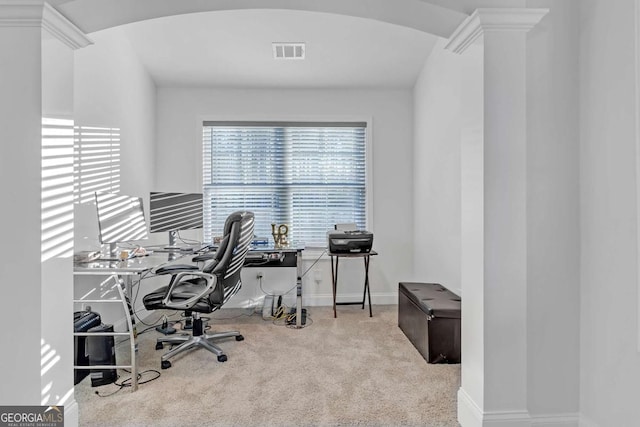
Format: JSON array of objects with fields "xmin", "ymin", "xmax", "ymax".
[
  {"xmin": 286, "ymin": 314, "xmax": 313, "ymax": 329},
  {"xmin": 93, "ymin": 369, "xmax": 161, "ymax": 397},
  {"xmin": 300, "ymin": 250, "xmax": 327, "ymax": 278},
  {"xmin": 259, "ymin": 276, "xmax": 298, "ymax": 298},
  {"xmin": 175, "ymin": 230, "xmax": 200, "ymax": 246},
  {"xmin": 272, "ymin": 304, "xmax": 289, "ymax": 321}
]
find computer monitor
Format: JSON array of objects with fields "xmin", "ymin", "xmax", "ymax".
[
  {"xmin": 95, "ymin": 192, "xmax": 148, "ymax": 257},
  {"xmin": 149, "ymin": 192, "xmax": 203, "ymax": 248}
]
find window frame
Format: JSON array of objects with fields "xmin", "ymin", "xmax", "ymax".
[{"xmin": 197, "ymin": 115, "xmax": 374, "ymax": 250}]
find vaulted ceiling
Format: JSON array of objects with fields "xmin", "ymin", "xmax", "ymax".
[
  {"xmin": 118, "ymin": 9, "xmax": 439, "ymax": 89},
  {"xmin": 49, "ymin": 0, "xmax": 471, "ymax": 89}
]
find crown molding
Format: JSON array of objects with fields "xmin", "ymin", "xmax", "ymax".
[
  {"xmin": 0, "ymin": 1, "xmax": 92, "ymax": 49},
  {"xmin": 445, "ymin": 8, "xmax": 549, "ymax": 54},
  {"xmin": 0, "ymin": 0, "xmax": 45, "ymax": 27},
  {"xmin": 42, "ymin": 3, "xmax": 92, "ymax": 49}
]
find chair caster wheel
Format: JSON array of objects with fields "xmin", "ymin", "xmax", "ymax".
[
  {"xmin": 161, "ymin": 360, "xmax": 171, "ymax": 369},
  {"xmin": 236, "ymin": 335, "xmax": 244, "ymax": 341},
  {"xmin": 217, "ymin": 354, "xmax": 227, "ymax": 362},
  {"xmin": 155, "ymin": 342, "xmax": 164, "ymax": 350}
]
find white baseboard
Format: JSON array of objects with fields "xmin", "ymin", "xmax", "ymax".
[
  {"xmin": 458, "ymin": 388, "xmax": 484, "ymax": 427},
  {"xmin": 115, "ymin": 294, "xmax": 398, "ymax": 328},
  {"xmin": 302, "ymin": 292, "xmax": 397, "ymax": 307},
  {"xmin": 217, "ymin": 292, "xmax": 397, "ymax": 309},
  {"xmin": 458, "ymin": 388, "xmax": 531, "ymax": 427},
  {"xmin": 531, "ymin": 413, "xmax": 579, "ymax": 426},
  {"xmin": 458, "ymin": 388, "xmax": 580, "ymax": 427}
]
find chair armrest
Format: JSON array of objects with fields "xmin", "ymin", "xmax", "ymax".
[
  {"xmin": 153, "ymin": 264, "xmax": 199, "ymax": 275},
  {"xmin": 161, "ymin": 271, "xmax": 217, "ymax": 310},
  {"xmin": 192, "ymin": 253, "xmax": 215, "ymax": 262}
]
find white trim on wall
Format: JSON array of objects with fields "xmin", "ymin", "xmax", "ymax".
[
  {"xmin": 445, "ymin": 8, "xmax": 549, "ymax": 54},
  {"xmin": 458, "ymin": 388, "xmax": 534, "ymax": 427},
  {"xmin": 0, "ymin": 2, "xmax": 92, "ymax": 49},
  {"xmin": 530, "ymin": 414, "xmax": 580, "ymax": 427},
  {"xmin": 42, "ymin": 3, "xmax": 92, "ymax": 49}
]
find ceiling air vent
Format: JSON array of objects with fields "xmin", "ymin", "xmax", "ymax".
[{"xmin": 272, "ymin": 42, "xmax": 305, "ymax": 60}]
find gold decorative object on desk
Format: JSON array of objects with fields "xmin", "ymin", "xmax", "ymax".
[{"xmin": 271, "ymin": 223, "xmax": 289, "ymax": 248}]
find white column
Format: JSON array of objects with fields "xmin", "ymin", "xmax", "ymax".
[
  {"xmin": 446, "ymin": 8, "xmax": 548, "ymax": 427},
  {"xmin": 0, "ymin": 2, "xmax": 90, "ymax": 421},
  {"xmin": 0, "ymin": 0, "xmax": 47, "ymax": 404},
  {"xmin": 40, "ymin": 4, "xmax": 91, "ymax": 426}
]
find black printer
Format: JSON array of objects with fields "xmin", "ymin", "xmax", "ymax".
[{"xmin": 327, "ymin": 230, "xmax": 374, "ymax": 253}]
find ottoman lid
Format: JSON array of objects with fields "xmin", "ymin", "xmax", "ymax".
[
  {"xmin": 421, "ymin": 298, "xmax": 461, "ymax": 319},
  {"xmin": 399, "ymin": 282, "xmax": 461, "ymax": 319}
]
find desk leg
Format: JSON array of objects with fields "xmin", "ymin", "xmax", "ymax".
[
  {"xmin": 364, "ymin": 255, "xmax": 372, "ymax": 317},
  {"xmin": 331, "ymin": 256, "xmax": 338, "ymax": 318},
  {"xmin": 361, "ymin": 258, "xmax": 367, "ymax": 309},
  {"xmin": 118, "ymin": 276, "xmax": 138, "ymax": 391},
  {"xmin": 295, "ymin": 249, "xmax": 303, "ymax": 328}
]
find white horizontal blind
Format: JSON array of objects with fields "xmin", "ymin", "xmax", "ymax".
[
  {"xmin": 74, "ymin": 125, "xmax": 121, "ymax": 204},
  {"xmin": 203, "ymin": 122, "xmax": 367, "ymax": 246}
]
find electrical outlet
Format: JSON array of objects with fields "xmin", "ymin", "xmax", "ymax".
[
  {"xmin": 314, "ymin": 270, "xmax": 322, "ymax": 284},
  {"xmin": 256, "ymin": 271, "xmax": 263, "ymax": 279}
]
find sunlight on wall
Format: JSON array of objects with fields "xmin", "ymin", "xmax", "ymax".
[
  {"xmin": 41, "ymin": 118, "xmax": 75, "ymax": 262},
  {"xmin": 74, "ymin": 125, "xmax": 121, "ymax": 205},
  {"xmin": 40, "ymin": 336, "xmax": 74, "ymax": 406},
  {"xmin": 40, "ymin": 338, "xmax": 61, "ymax": 403}
]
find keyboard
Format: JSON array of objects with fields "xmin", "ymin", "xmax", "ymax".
[{"xmin": 245, "ymin": 253, "xmax": 266, "ymax": 261}]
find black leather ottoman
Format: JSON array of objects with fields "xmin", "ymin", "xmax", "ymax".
[{"xmin": 398, "ymin": 282, "xmax": 461, "ymax": 364}]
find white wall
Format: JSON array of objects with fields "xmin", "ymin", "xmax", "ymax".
[
  {"xmin": 412, "ymin": 36, "xmax": 485, "ymax": 415},
  {"xmin": 412, "ymin": 38, "xmax": 464, "ymax": 296},
  {"xmin": 73, "ymin": 27, "xmax": 163, "ymax": 330},
  {"xmin": 0, "ymin": 22, "xmax": 44, "ymax": 406},
  {"xmin": 579, "ymin": 0, "xmax": 640, "ymax": 425},
  {"xmin": 74, "ymin": 27, "xmax": 156, "ymax": 207},
  {"xmin": 155, "ymin": 87, "xmax": 414, "ymax": 307},
  {"xmin": 43, "ymin": 37, "xmax": 74, "ymax": 117},
  {"xmin": 413, "ymin": 2, "xmax": 582, "ymax": 422},
  {"xmin": 40, "ymin": 36, "xmax": 76, "ymax": 416},
  {"xmin": 525, "ymin": 0, "xmax": 581, "ymax": 420}
]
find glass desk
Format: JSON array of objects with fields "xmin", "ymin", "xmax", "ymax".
[
  {"xmin": 73, "ymin": 252, "xmax": 181, "ymax": 391},
  {"xmin": 245, "ymin": 246, "xmax": 305, "ymax": 328},
  {"xmin": 194, "ymin": 246, "xmax": 306, "ymax": 328}
]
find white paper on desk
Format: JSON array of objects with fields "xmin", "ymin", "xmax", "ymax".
[{"xmin": 334, "ymin": 223, "xmax": 357, "ymax": 231}]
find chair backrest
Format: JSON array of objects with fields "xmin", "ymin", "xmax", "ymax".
[{"xmin": 203, "ymin": 211, "xmax": 254, "ymax": 305}]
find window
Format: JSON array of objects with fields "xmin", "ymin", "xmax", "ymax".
[{"xmin": 202, "ymin": 121, "xmax": 368, "ymax": 246}]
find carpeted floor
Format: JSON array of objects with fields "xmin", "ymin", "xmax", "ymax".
[{"xmin": 75, "ymin": 305, "xmax": 460, "ymax": 426}]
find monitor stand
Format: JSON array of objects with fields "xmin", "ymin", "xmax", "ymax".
[
  {"xmin": 164, "ymin": 231, "xmax": 180, "ymax": 250},
  {"xmin": 109, "ymin": 242, "xmax": 118, "ymax": 258},
  {"xmin": 163, "ymin": 231, "xmax": 196, "ymax": 252}
]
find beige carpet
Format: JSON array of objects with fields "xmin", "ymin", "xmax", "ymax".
[{"xmin": 75, "ymin": 305, "xmax": 460, "ymax": 426}]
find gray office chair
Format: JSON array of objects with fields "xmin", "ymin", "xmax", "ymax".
[{"xmin": 143, "ymin": 211, "xmax": 254, "ymax": 369}]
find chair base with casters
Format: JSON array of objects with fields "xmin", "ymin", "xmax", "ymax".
[{"xmin": 154, "ymin": 313, "xmax": 244, "ymax": 369}]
